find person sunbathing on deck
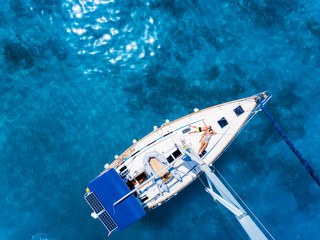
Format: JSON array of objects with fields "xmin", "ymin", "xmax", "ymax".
[
  {"xmin": 188, "ymin": 120, "xmax": 212, "ymax": 134},
  {"xmin": 198, "ymin": 129, "xmax": 216, "ymax": 156}
]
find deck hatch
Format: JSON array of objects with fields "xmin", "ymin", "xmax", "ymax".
[
  {"xmin": 234, "ymin": 105, "xmax": 244, "ymax": 116},
  {"xmin": 166, "ymin": 155, "xmax": 174, "ymax": 163},
  {"xmin": 172, "ymin": 149, "xmax": 182, "ymax": 158},
  {"xmin": 218, "ymin": 117, "xmax": 228, "ymax": 128}
]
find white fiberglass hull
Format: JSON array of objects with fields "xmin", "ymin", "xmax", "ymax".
[{"xmin": 107, "ymin": 95, "xmax": 259, "ymax": 209}]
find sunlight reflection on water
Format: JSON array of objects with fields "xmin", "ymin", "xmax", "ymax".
[{"xmin": 62, "ymin": 0, "xmax": 159, "ymax": 73}]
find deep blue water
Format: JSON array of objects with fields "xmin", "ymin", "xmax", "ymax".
[{"xmin": 1, "ymin": 0, "xmax": 320, "ymax": 239}]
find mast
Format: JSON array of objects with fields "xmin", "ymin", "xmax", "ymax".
[{"xmin": 176, "ymin": 145, "xmax": 270, "ymax": 240}]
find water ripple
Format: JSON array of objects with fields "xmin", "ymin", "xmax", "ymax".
[{"xmin": 62, "ymin": 0, "xmax": 158, "ymax": 72}]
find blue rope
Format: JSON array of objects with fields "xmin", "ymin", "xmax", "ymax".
[{"xmin": 258, "ymin": 100, "xmax": 320, "ymax": 187}]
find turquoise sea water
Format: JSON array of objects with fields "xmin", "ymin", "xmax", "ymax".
[{"xmin": 1, "ymin": 0, "xmax": 320, "ymax": 239}]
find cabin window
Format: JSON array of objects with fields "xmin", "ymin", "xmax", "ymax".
[
  {"xmin": 172, "ymin": 149, "xmax": 182, "ymax": 158},
  {"xmin": 147, "ymin": 140, "xmax": 156, "ymax": 146},
  {"xmin": 140, "ymin": 196, "xmax": 148, "ymax": 203},
  {"xmin": 119, "ymin": 165, "xmax": 129, "ymax": 178},
  {"xmin": 119, "ymin": 165, "xmax": 127, "ymax": 172},
  {"xmin": 182, "ymin": 127, "xmax": 191, "ymax": 134},
  {"xmin": 218, "ymin": 117, "xmax": 228, "ymax": 128},
  {"xmin": 135, "ymin": 171, "xmax": 148, "ymax": 184},
  {"xmin": 234, "ymin": 105, "xmax": 244, "ymax": 116}
]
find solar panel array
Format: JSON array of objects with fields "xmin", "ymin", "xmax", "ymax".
[
  {"xmin": 85, "ymin": 192, "xmax": 118, "ymax": 232},
  {"xmin": 85, "ymin": 192, "xmax": 104, "ymax": 213},
  {"xmin": 99, "ymin": 211, "xmax": 118, "ymax": 232}
]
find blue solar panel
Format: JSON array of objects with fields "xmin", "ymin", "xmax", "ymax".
[
  {"xmin": 85, "ymin": 192, "xmax": 104, "ymax": 213},
  {"xmin": 85, "ymin": 192, "xmax": 118, "ymax": 232},
  {"xmin": 99, "ymin": 211, "xmax": 118, "ymax": 232}
]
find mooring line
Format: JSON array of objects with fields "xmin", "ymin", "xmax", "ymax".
[{"xmin": 258, "ymin": 100, "xmax": 320, "ymax": 187}]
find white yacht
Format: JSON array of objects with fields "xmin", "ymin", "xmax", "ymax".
[{"xmin": 84, "ymin": 92, "xmax": 274, "ymax": 239}]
